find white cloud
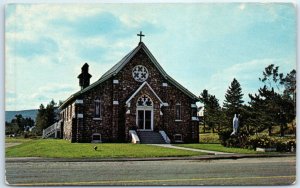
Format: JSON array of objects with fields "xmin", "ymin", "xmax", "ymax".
[
  {"xmin": 5, "ymin": 4, "xmax": 296, "ymax": 111},
  {"xmin": 239, "ymin": 4, "xmax": 246, "ymax": 11}
]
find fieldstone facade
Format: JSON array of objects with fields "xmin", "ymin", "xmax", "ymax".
[{"xmin": 59, "ymin": 42, "xmax": 199, "ymax": 143}]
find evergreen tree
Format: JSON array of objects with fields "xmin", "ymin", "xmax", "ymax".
[
  {"xmin": 249, "ymin": 65, "xmax": 296, "ymax": 136},
  {"xmin": 35, "ymin": 104, "xmax": 46, "ymax": 134},
  {"xmin": 223, "ymin": 78, "xmax": 244, "ymax": 117},
  {"xmin": 11, "ymin": 114, "xmax": 26, "ymax": 133},
  {"xmin": 35, "ymin": 100, "xmax": 58, "ymax": 135},
  {"xmin": 200, "ymin": 90, "xmax": 222, "ymax": 133},
  {"xmin": 249, "ymin": 86, "xmax": 279, "ymax": 135}
]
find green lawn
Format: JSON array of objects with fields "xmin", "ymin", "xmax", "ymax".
[
  {"xmin": 6, "ymin": 139, "xmax": 205, "ymax": 158},
  {"xmin": 176, "ymin": 144, "xmax": 259, "ymax": 154},
  {"xmin": 5, "ymin": 137, "xmax": 35, "ymax": 143}
]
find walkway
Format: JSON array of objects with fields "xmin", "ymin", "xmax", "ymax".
[
  {"xmin": 5, "ymin": 143, "xmax": 21, "ymax": 148},
  {"xmin": 149, "ymin": 144, "xmax": 233, "ymax": 155}
]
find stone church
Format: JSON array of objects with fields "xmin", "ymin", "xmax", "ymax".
[{"xmin": 59, "ymin": 34, "xmax": 199, "ymax": 143}]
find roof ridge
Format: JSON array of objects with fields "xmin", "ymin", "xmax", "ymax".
[{"xmin": 59, "ymin": 42, "xmax": 199, "ymax": 110}]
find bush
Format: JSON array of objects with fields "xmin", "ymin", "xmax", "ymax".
[
  {"xmin": 218, "ymin": 130, "xmax": 249, "ymax": 148},
  {"xmin": 199, "ymin": 133, "xmax": 220, "ymax": 144},
  {"xmin": 248, "ymin": 135, "xmax": 296, "ymax": 152},
  {"xmin": 248, "ymin": 135, "xmax": 275, "ymax": 149},
  {"xmin": 218, "ymin": 130, "xmax": 232, "ymax": 146},
  {"xmin": 23, "ymin": 132, "xmax": 39, "ymax": 139},
  {"xmin": 219, "ymin": 129, "xmax": 296, "ymax": 152}
]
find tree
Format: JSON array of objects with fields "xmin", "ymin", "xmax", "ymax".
[
  {"xmin": 249, "ymin": 64, "xmax": 296, "ymax": 136},
  {"xmin": 5, "ymin": 115, "xmax": 35, "ymax": 135},
  {"xmin": 249, "ymin": 86, "xmax": 278, "ymax": 135},
  {"xmin": 223, "ymin": 78, "xmax": 244, "ymax": 117},
  {"xmin": 199, "ymin": 90, "xmax": 222, "ymax": 133},
  {"xmin": 11, "ymin": 114, "xmax": 26, "ymax": 133},
  {"xmin": 35, "ymin": 100, "xmax": 58, "ymax": 135},
  {"xmin": 5, "ymin": 121, "xmax": 19, "ymax": 135}
]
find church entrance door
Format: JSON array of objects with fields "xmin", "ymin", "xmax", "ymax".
[
  {"xmin": 137, "ymin": 109, "xmax": 153, "ymax": 130},
  {"xmin": 136, "ymin": 95, "xmax": 153, "ymax": 131}
]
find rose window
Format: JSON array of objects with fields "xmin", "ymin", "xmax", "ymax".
[{"xmin": 132, "ymin": 65, "xmax": 148, "ymax": 82}]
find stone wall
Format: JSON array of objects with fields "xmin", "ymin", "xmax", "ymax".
[
  {"xmin": 79, "ymin": 79, "xmax": 114, "ymax": 142},
  {"xmin": 62, "ymin": 102, "xmax": 75, "ymax": 141},
  {"xmin": 114, "ymin": 49, "xmax": 199, "ymax": 143},
  {"xmin": 62, "ymin": 47, "xmax": 199, "ymax": 143}
]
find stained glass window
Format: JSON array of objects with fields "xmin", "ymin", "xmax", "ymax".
[
  {"xmin": 94, "ymin": 98, "xmax": 101, "ymax": 118},
  {"xmin": 136, "ymin": 95, "xmax": 153, "ymax": 106}
]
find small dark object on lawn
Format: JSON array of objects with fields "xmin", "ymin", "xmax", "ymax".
[{"xmin": 94, "ymin": 146, "xmax": 97, "ymax": 151}]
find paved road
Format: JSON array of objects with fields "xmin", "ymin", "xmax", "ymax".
[{"xmin": 5, "ymin": 157, "xmax": 295, "ymax": 186}]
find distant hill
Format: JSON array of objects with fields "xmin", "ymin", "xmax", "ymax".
[{"xmin": 5, "ymin": 109, "xmax": 38, "ymax": 123}]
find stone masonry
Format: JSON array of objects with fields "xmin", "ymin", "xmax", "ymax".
[{"xmin": 59, "ymin": 42, "xmax": 199, "ymax": 143}]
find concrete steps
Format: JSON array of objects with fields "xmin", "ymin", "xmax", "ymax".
[{"xmin": 137, "ymin": 131, "xmax": 166, "ymax": 144}]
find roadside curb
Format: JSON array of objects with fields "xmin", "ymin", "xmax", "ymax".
[{"xmin": 5, "ymin": 153, "xmax": 295, "ymax": 163}]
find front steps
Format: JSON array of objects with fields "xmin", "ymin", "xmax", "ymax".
[
  {"xmin": 137, "ymin": 131, "xmax": 166, "ymax": 144},
  {"xmin": 42, "ymin": 120, "xmax": 62, "ymax": 139}
]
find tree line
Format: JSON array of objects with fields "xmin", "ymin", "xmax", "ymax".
[
  {"xmin": 6, "ymin": 64, "xmax": 295, "ymax": 138},
  {"xmin": 200, "ymin": 64, "xmax": 296, "ymax": 137},
  {"xmin": 6, "ymin": 100, "xmax": 60, "ymax": 137}
]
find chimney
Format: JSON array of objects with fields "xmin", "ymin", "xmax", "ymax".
[{"xmin": 78, "ymin": 63, "xmax": 92, "ymax": 90}]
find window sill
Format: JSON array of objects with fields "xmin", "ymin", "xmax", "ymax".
[
  {"xmin": 174, "ymin": 140, "xmax": 184, "ymax": 143},
  {"xmin": 175, "ymin": 120, "xmax": 182, "ymax": 122},
  {"xmin": 93, "ymin": 118, "xmax": 102, "ymax": 121}
]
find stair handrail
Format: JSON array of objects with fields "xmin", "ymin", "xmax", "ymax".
[
  {"xmin": 159, "ymin": 130, "xmax": 171, "ymax": 144},
  {"xmin": 129, "ymin": 130, "xmax": 140, "ymax": 144},
  {"xmin": 42, "ymin": 121, "xmax": 61, "ymax": 138}
]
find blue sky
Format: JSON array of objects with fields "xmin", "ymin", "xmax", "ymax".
[{"xmin": 5, "ymin": 3, "xmax": 296, "ymax": 110}]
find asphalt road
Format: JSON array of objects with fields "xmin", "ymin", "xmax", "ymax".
[{"xmin": 5, "ymin": 156, "xmax": 295, "ymax": 186}]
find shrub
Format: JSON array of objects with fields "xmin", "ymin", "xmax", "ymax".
[
  {"xmin": 199, "ymin": 133, "xmax": 220, "ymax": 144},
  {"xmin": 218, "ymin": 130, "xmax": 232, "ymax": 146},
  {"xmin": 218, "ymin": 130, "xmax": 249, "ymax": 148},
  {"xmin": 248, "ymin": 135, "xmax": 275, "ymax": 149},
  {"xmin": 249, "ymin": 135, "xmax": 296, "ymax": 152},
  {"xmin": 219, "ymin": 129, "xmax": 296, "ymax": 152}
]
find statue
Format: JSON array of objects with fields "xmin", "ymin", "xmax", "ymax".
[{"xmin": 231, "ymin": 114, "xmax": 239, "ymax": 136}]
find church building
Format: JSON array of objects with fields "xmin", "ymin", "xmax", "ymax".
[{"xmin": 59, "ymin": 33, "xmax": 199, "ymax": 143}]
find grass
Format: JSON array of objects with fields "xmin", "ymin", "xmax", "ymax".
[
  {"xmin": 5, "ymin": 137, "xmax": 35, "ymax": 143},
  {"xmin": 5, "ymin": 139, "xmax": 206, "ymax": 158},
  {"xmin": 176, "ymin": 144, "xmax": 259, "ymax": 154}
]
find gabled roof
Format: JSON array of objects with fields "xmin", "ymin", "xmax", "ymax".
[
  {"xmin": 60, "ymin": 42, "xmax": 199, "ymax": 110},
  {"xmin": 125, "ymin": 81, "xmax": 164, "ymax": 105}
]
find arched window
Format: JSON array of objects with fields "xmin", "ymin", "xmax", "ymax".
[
  {"xmin": 94, "ymin": 98, "xmax": 101, "ymax": 119},
  {"xmin": 175, "ymin": 103, "xmax": 181, "ymax": 120},
  {"xmin": 136, "ymin": 95, "xmax": 153, "ymax": 107}
]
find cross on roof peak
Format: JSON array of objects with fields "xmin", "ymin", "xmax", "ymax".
[{"xmin": 137, "ymin": 31, "xmax": 145, "ymax": 43}]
